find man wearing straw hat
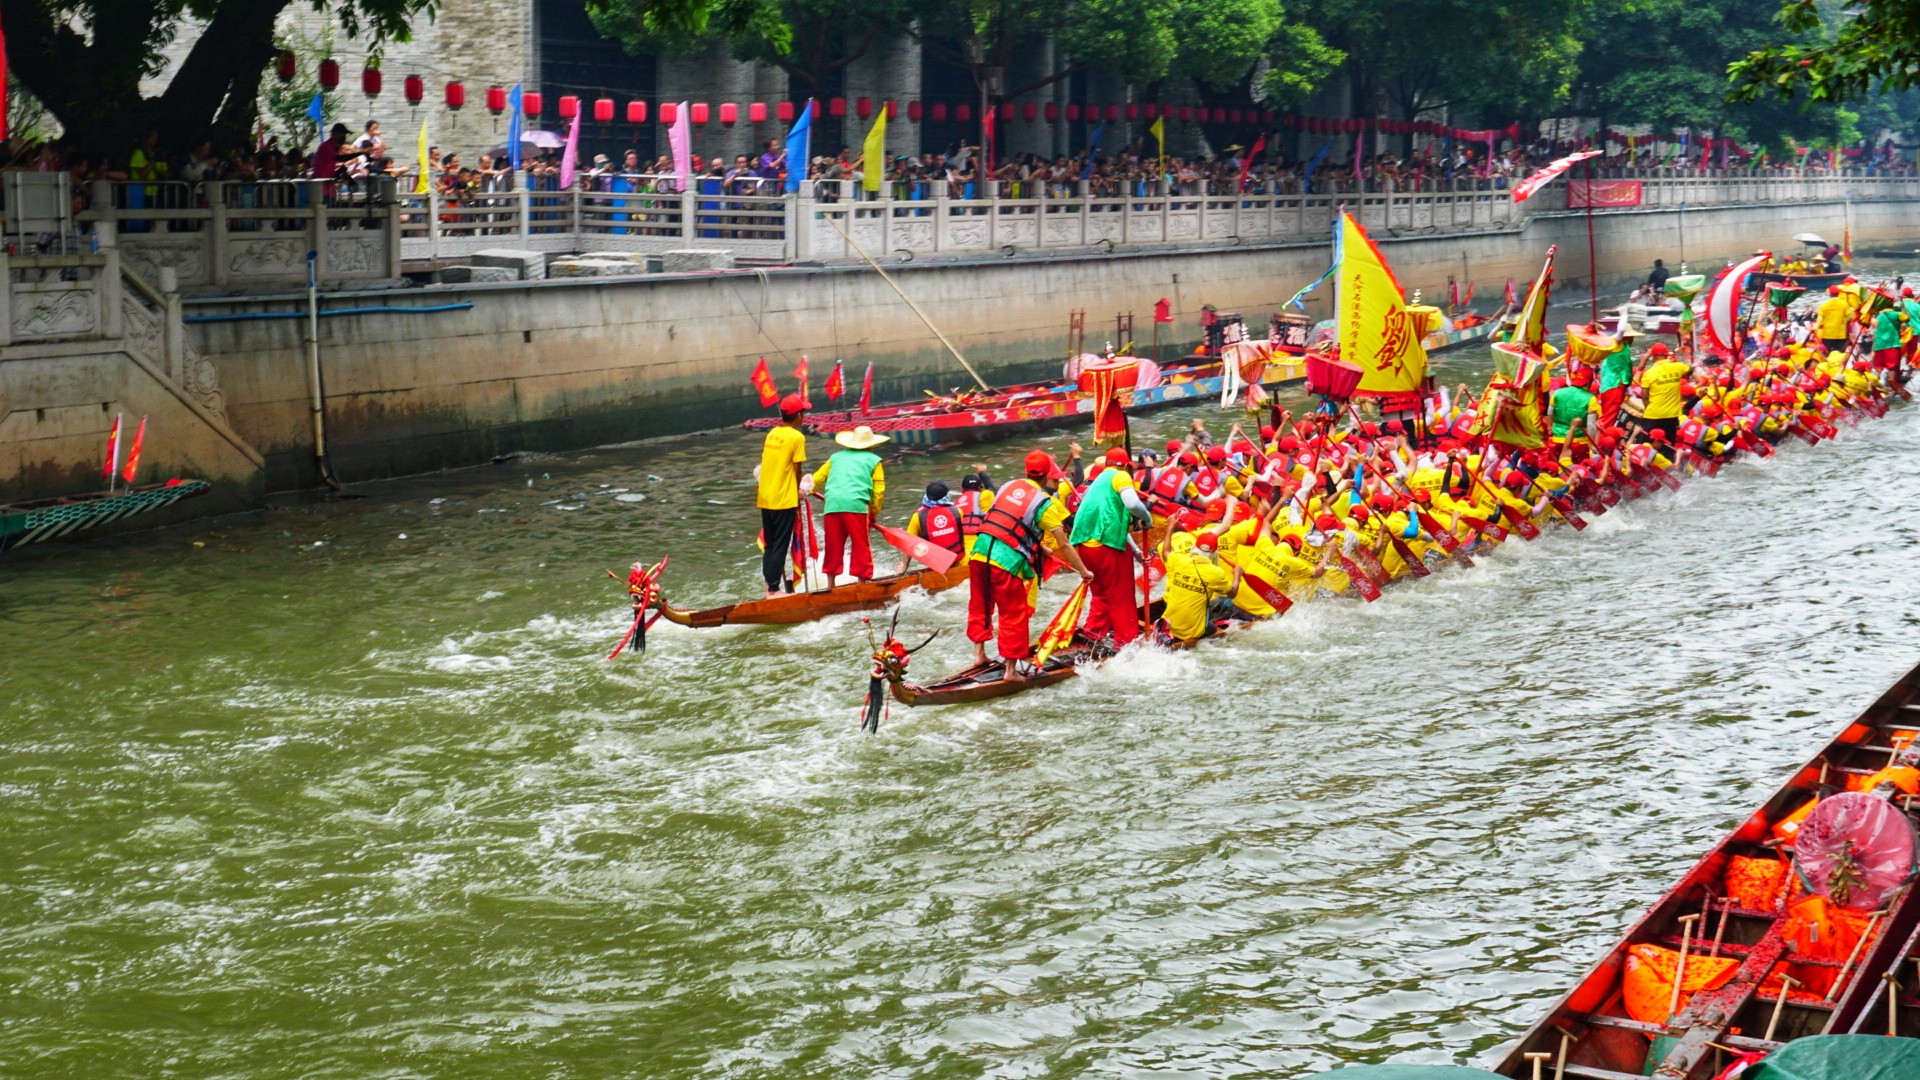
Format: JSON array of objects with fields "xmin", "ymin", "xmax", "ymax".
[{"xmin": 810, "ymin": 425, "xmax": 890, "ymax": 582}]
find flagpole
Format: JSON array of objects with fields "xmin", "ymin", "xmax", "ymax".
[{"xmin": 1584, "ymin": 156, "xmax": 1599, "ymax": 324}]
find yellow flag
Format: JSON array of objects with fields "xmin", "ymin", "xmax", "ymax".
[
  {"xmin": 1150, "ymin": 116, "xmax": 1165, "ymax": 161},
  {"xmin": 862, "ymin": 105, "xmax": 887, "ymax": 193},
  {"xmin": 1514, "ymin": 248, "xmax": 1555, "ymax": 353},
  {"xmin": 414, "ymin": 117, "xmax": 430, "ymax": 194},
  {"xmin": 1335, "ymin": 212, "xmax": 1428, "ymax": 396}
]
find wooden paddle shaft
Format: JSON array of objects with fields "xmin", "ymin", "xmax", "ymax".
[{"xmin": 1668, "ymin": 914, "xmax": 1701, "ymax": 1024}]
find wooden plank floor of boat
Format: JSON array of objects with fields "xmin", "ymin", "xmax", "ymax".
[{"xmin": 658, "ymin": 563, "xmax": 968, "ymax": 627}]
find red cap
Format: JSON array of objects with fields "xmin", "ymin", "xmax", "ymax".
[
  {"xmin": 1024, "ymin": 449, "xmax": 1056, "ymax": 476},
  {"xmin": 1230, "ymin": 502, "xmax": 1254, "ymax": 523},
  {"xmin": 1829, "ymin": 285, "xmax": 1841, "ymax": 296},
  {"xmin": 1351, "ymin": 505, "xmax": 1371, "ymax": 521},
  {"xmin": 1410, "ymin": 488, "xmax": 1433, "ymax": 504},
  {"xmin": 1259, "ymin": 425, "xmax": 1276, "ymax": 440},
  {"xmin": 1205, "ymin": 500, "xmax": 1227, "ymax": 522},
  {"xmin": 1278, "ymin": 436, "xmax": 1301, "ymax": 452},
  {"xmin": 1360, "ymin": 422, "xmax": 1381, "ymax": 437},
  {"xmin": 1179, "ymin": 452, "xmax": 1200, "ymax": 467},
  {"xmin": 1314, "ymin": 513, "xmax": 1341, "ymax": 532},
  {"xmin": 1504, "ymin": 469, "xmax": 1529, "ymax": 488},
  {"xmin": 1280, "ymin": 533, "xmax": 1304, "ymax": 551},
  {"xmin": 1104, "ymin": 447, "xmax": 1131, "ymax": 466},
  {"xmin": 1193, "ymin": 532, "xmax": 1219, "ymax": 552},
  {"xmin": 780, "ymin": 393, "xmax": 807, "ymax": 415},
  {"xmin": 1648, "ymin": 429, "xmax": 1670, "ymax": 442},
  {"xmin": 1648, "ymin": 343, "xmax": 1671, "ymax": 358},
  {"xmin": 1571, "ymin": 367, "xmax": 1593, "ymax": 387},
  {"xmin": 1205, "ymin": 445, "xmax": 1227, "ymax": 463},
  {"xmin": 1176, "ymin": 509, "xmax": 1206, "ymax": 533},
  {"xmin": 1165, "ymin": 439, "xmax": 1183, "ymax": 453}
]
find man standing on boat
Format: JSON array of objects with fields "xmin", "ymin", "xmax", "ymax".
[
  {"xmin": 757, "ymin": 394, "xmax": 809, "ymax": 598},
  {"xmin": 969, "ymin": 450, "xmax": 1095, "ymax": 682},
  {"xmin": 1069, "ymin": 447, "xmax": 1154, "ymax": 648},
  {"xmin": 810, "ymin": 425, "xmax": 889, "ymax": 583}
]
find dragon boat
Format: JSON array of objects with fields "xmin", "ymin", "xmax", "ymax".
[
  {"xmin": 1488, "ymin": 659, "xmax": 1920, "ymax": 1079},
  {"xmin": 0, "ymin": 479, "xmax": 212, "ymax": 554},
  {"xmin": 652, "ymin": 562, "xmax": 969, "ymax": 628}
]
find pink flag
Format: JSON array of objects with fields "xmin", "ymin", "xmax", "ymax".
[
  {"xmin": 1510, "ymin": 149, "xmax": 1601, "ymax": 203},
  {"xmin": 668, "ymin": 101, "xmax": 692, "ymax": 191},
  {"xmin": 102, "ymin": 413, "xmax": 121, "ymax": 482},
  {"xmin": 558, "ymin": 109, "xmax": 582, "ymax": 190}
]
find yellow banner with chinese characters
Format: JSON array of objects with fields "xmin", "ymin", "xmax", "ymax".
[{"xmin": 1337, "ymin": 213, "xmax": 1428, "ymax": 396}]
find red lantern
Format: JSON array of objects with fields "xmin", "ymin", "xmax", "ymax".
[
  {"xmin": 445, "ymin": 82, "xmax": 465, "ymax": 110},
  {"xmin": 932, "ymin": 103, "xmax": 948, "ymax": 122},
  {"xmin": 749, "ymin": 102, "xmax": 768, "ymax": 123},
  {"xmin": 1022, "ymin": 102, "xmax": 1036, "ymax": 122},
  {"xmin": 523, "ymin": 91, "xmax": 542, "ymax": 117},
  {"xmin": 594, "ymin": 98, "xmax": 614, "ymax": 123},
  {"xmin": 1142, "ymin": 103, "xmax": 1156, "ymax": 119},
  {"xmin": 998, "ymin": 103, "xmax": 1014, "ymax": 122},
  {"xmin": 907, "ymin": 101, "xmax": 923, "ymax": 122},
  {"xmin": 1215, "ymin": 107, "xmax": 1229, "ymax": 124},
  {"xmin": 1044, "ymin": 102, "xmax": 1059, "ymax": 122},
  {"xmin": 276, "ymin": 50, "xmax": 297, "ymax": 83},
  {"xmin": 885, "ymin": 100, "xmax": 897, "ymax": 120},
  {"xmin": 1066, "ymin": 103, "xmax": 1080, "ymax": 122},
  {"xmin": 1105, "ymin": 104, "xmax": 1120, "ymax": 122},
  {"xmin": 1179, "ymin": 106, "xmax": 1193, "ymax": 122},
  {"xmin": 856, "ymin": 97, "xmax": 872, "ymax": 119},
  {"xmin": 690, "ymin": 102, "xmax": 710, "ymax": 125},
  {"xmin": 810, "ymin": 100, "xmax": 822, "ymax": 119},
  {"xmin": 318, "ymin": 59, "xmax": 340, "ymax": 90},
  {"xmin": 956, "ymin": 104, "xmax": 971, "ymax": 122},
  {"xmin": 659, "ymin": 102, "xmax": 677, "ymax": 125},
  {"xmin": 627, "ymin": 101, "xmax": 647, "ymax": 124},
  {"xmin": 1234, "ymin": 108, "xmax": 1247, "ymax": 124},
  {"xmin": 486, "ymin": 86, "xmax": 506, "ymax": 115},
  {"xmin": 404, "ymin": 74, "xmax": 424, "ymax": 106},
  {"xmin": 1124, "ymin": 104, "xmax": 1139, "ymax": 121},
  {"xmin": 1262, "ymin": 109, "xmax": 1274, "ymax": 124},
  {"xmin": 1160, "ymin": 102, "xmax": 1176, "ymax": 120},
  {"xmin": 720, "ymin": 102, "xmax": 737, "ymax": 125},
  {"xmin": 829, "ymin": 97, "xmax": 846, "ymax": 117},
  {"xmin": 558, "ymin": 95, "xmax": 578, "ymax": 119},
  {"xmin": 777, "ymin": 101, "xmax": 795, "ymax": 122},
  {"xmin": 361, "ymin": 67, "xmax": 381, "ymax": 98}
]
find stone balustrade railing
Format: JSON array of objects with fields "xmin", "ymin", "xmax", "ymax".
[{"xmin": 52, "ymin": 171, "xmax": 1920, "ymax": 287}]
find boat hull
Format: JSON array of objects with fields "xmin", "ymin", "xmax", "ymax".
[
  {"xmin": 656, "ymin": 562, "xmax": 969, "ymax": 627},
  {"xmin": 0, "ymin": 480, "xmax": 212, "ymax": 553},
  {"xmin": 1752, "ymin": 271, "xmax": 1848, "ymax": 290}
]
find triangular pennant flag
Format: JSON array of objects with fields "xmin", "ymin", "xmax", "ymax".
[{"xmin": 750, "ymin": 357, "xmax": 779, "ymax": 407}]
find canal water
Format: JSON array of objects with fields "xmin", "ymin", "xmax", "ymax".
[{"xmin": 8, "ymin": 287, "xmax": 1920, "ymax": 1077}]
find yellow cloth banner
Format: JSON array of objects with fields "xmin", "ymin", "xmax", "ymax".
[
  {"xmin": 1336, "ymin": 212, "xmax": 1428, "ymax": 395},
  {"xmin": 862, "ymin": 106, "xmax": 887, "ymax": 193},
  {"xmin": 1150, "ymin": 116, "xmax": 1165, "ymax": 169},
  {"xmin": 415, "ymin": 118, "xmax": 430, "ymax": 194},
  {"xmin": 1515, "ymin": 249, "xmax": 1555, "ymax": 352}
]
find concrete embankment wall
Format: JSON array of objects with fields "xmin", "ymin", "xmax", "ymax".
[{"xmin": 168, "ymin": 197, "xmax": 1917, "ymax": 491}]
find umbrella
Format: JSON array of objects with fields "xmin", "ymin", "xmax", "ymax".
[
  {"xmin": 485, "ymin": 130, "xmax": 566, "ymax": 157},
  {"xmin": 1794, "ymin": 232, "xmax": 1830, "ymax": 246}
]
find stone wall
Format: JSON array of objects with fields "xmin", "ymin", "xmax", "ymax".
[{"xmin": 171, "ymin": 197, "xmax": 1920, "ymax": 492}]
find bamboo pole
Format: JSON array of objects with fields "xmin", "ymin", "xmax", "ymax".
[
  {"xmin": 1669, "ymin": 914, "xmax": 1702, "ymax": 1023},
  {"xmin": 822, "ymin": 212, "xmax": 990, "ymax": 392}
]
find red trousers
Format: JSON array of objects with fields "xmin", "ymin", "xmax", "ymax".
[
  {"xmin": 1077, "ymin": 542, "xmax": 1139, "ymax": 645},
  {"xmin": 1599, "ymin": 385, "xmax": 1626, "ymax": 427},
  {"xmin": 822, "ymin": 511, "xmax": 873, "ymax": 578},
  {"xmin": 967, "ymin": 559, "xmax": 1034, "ymax": 660}
]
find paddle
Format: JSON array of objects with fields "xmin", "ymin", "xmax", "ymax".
[
  {"xmin": 1389, "ymin": 534, "xmax": 1433, "ymax": 576},
  {"xmin": 876, "ymin": 524, "xmax": 959, "ymax": 575},
  {"xmin": 1414, "ymin": 508, "xmax": 1475, "ymax": 568},
  {"xmin": 1339, "ymin": 553, "xmax": 1382, "ymax": 601},
  {"xmin": 1240, "ymin": 570, "xmax": 1295, "ymax": 614}
]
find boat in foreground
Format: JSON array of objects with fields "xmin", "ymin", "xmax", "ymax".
[
  {"xmin": 1492, "ymin": 659, "xmax": 1920, "ymax": 1079},
  {"xmin": 0, "ymin": 479, "xmax": 212, "ymax": 554},
  {"xmin": 654, "ymin": 562, "xmax": 968, "ymax": 627}
]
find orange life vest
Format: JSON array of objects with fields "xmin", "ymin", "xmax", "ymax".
[
  {"xmin": 920, "ymin": 503, "xmax": 964, "ymax": 554},
  {"xmin": 974, "ymin": 479, "xmax": 1046, "ymax": 565}
]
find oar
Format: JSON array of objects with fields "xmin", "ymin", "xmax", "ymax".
[{"xmin": 1389, "ymin": 533, "xmax": 1432, "ymax": 577}]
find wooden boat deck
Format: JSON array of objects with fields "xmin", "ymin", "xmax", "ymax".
[{"xmin": 656, "ymin": 563, "xmax": 968, "ymax": 627}]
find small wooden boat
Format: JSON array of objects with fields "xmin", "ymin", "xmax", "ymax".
[
  {"xmin": 1752, "ymin": 270, "xmax": 1848, "ymax": 290},
  {"xmin": 654, "ymin": 562, "xmax": 969, "ymax": 628},
  {"xmin": 0, "ymin": 479, "xmax": 212, "ymax": 554},
  {"xmin": 1493, "ymin": 659, "xmax": 1920, "ymax": 1078}
]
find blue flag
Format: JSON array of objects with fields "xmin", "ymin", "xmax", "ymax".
[
  {"xmin": 508, "ymin": 84, "xmax": 524, "ymax": 172},
  {"xmin": 783, "ymin": 101, "xmax": 813, "ymax": 193},
  {"xmin": 306, "ymin": 92, "xmax": 324, "ymax": 127},
  {"xmin": 1081, "ymin": 123, "xmax": 1106, "ymax": 180},
  {"xmin": 1301, "ymin": 139, "xmax": 1332, "ymax": 193}
]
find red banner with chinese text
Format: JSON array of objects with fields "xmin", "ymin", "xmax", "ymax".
[{"xmin": 1567, "ymin": 180, "xmax": 1642, "ymax": 209}]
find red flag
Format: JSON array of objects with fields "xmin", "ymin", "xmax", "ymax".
[
  {"xmin": 877, "ymin": 524, "xmax": 957, "ymax": 574},
  {"xmin": 121, "ymin": 415, "xmax": 147, "ymax": 484},
  {"xmin": 102, "ymin": 413, "xmax": 121, "ymax": 481},
  {"xmin": 750, "ymin": 357, "xmax": 779, "ymax": 407},
  {"xmin": 858, "ymin": 362, "xmax": 874, "ymax": 414},
  {"xmin": 1153, "ymin": 297, "xmax": 1172, "ymax": 324},
  {"xmin": 823, "ymin": 360, "xmax": 846, "ymax": 401},
  {"xmin": 1236, "ymin": 135, "xmax": 1265, "ymax": 192},
  {"xmin": 793, "ymin": 356, "xmax": 811, "ymax": 407}
]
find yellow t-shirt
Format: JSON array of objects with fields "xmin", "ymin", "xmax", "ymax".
[
  {"xmin": 1640, "ymin": 360, "xmax": 1691, "ymax": 420},
  {"xmin": 1163, "ymin": 546, "xmax": 1231, "ymax": 641},
  {"xmin": 1816, "ymin": 296, "xmax": 1851, "ymax": 341},
  {"xmin": 756, "ymin": 426, "xmax": 807, "ymax": 510}
]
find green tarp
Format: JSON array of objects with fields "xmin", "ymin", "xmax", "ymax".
[{"xmin": 1744, "ymin": 1035, "xmax": 1920, "ymax": 1080}]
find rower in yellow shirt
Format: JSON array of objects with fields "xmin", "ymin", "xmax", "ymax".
[
  {"xmin": 1160, "ymin": 531, "xmax": 1239, "ymax": 642},
  {"xmin": 1815, "ymin": 286, "xmax": 1852, "ymax": 353}
]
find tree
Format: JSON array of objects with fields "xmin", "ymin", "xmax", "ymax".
[
  {"xmin": 1729, "ymin": 0, "xmax": 1920, "ymax": 106},
  {"xmin": 0, "ymin": 0, "xmax": 437, "ymax": 154},
  {"xmin": 587, "ymin": 0, "xmax": 899, "ymax": 101}
]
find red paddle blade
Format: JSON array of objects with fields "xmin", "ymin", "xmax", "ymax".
[
  {"xmin": 1243, "ymin": 573, "xmax": 1293, "ymax": 614},
  {"xmin": 1340, "ymin": 555, "xmax": 1381, "ymax": 601},
  {"xmin": 1509, "ymin": 513, "xmax": 1542, "ymax": 540},
  {"xmin": 1551, "ymin": 498, "xmax": 1587, "ymax": 530},
  {"xmin": 1391, "ymin": 536, "xmax": 1431, "ymax": 577},
  {"xmin": 877, "ymin": 524, "xmax": 957, "ymax": 574}
]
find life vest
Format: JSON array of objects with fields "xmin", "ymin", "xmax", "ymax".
[
  {"xmin": 1149, "ymin": 465, "xmax": 1189, "ymax": 503},
  {"xmin": 1678, "ymin": 418, "xmax": 1706, "ymax": 446},
  {"xmin": 1628, "ymin": 443, "xmax": 1655, "ymax": 466},
  {"xmin": 921, "ymin": 503, "xmax": 964, "ymax": 554},
  {"xmin": 974, "ymin": 479, "xmax": 1047, "ymax": 566},
  {"xmin": 955, "ymin": 490, "xmax": 985, "ymax": 533},
  {"xmin": 1190, "ymin": 468, "xmax": 1221, "ymax": 499}
]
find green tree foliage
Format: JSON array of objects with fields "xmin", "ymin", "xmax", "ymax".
[
  {"xmin": 1730, "ymin": 0, "xmax": 1920, "ymax": 106},
  {"xmin": 1581, "ymin": 0, "xmax": 1854, "ymax": 154},
  {"xmin": 587, "ymin": 0, "xmax": 892, "ymax": 99},
  {"xmin": 0, "ymin": 0, "xmax": 439, "ymax": 153},
  {"xmin": 260, "ymin": 25, "xmax": 339, "ymax": 153}
]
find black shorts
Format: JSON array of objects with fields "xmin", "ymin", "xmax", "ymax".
[
  {"xmin": 1822, "ymin": 338, "xmax": 1848, "ymax": 355},
  {"xmin": 1633, "ymin": 415, "xmax": 1679, "ymax": 442}
]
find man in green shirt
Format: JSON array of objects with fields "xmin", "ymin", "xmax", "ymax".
[
  {"xmin": 1597, "ymin": 326, "xmax": 1638, "ymax": 426},
  {"xmin": 1549, "ymin": 367, "xmax": 1601, "ymax": 447},
  {"xmin": 810, "ymin": 426, "xmax": 889, "ymax": 582}
]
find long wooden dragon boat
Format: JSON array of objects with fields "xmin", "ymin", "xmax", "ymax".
[
  {"xmin": 653, "ymin": 562, "xmax": 968, "ymax": 628},
  {"xmin": 0, "ymin": 479, "xmax": 212, "ymax": 554},
  {"xmin": 1491, "ymin": 660, "xmax": 1920, "ymax": 1079}
]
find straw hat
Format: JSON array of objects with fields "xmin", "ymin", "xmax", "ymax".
[
  {"xmin": 834, "ymin": 425, "xmax": 890, "ymax": 450},
  {"xmin": 1616, "ymin": 323, "xmax": 1642, "ymax": 339}
]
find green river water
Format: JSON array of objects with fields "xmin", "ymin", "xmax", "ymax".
[{"xmin": 6, "ymin": 285, "xmax": 1920, "ymax": 1078}]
